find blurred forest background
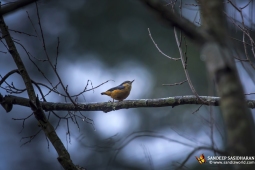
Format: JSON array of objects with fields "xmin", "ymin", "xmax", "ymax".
[{"xmin": 0, "ymin": 0, "xmax": 254, "ymax": 170}]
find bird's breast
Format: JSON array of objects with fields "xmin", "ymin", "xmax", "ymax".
[{"xmin": 111, "ymin": 88, "xmax": 130, "ymax": 100}]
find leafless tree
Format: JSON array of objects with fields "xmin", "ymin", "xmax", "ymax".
[{"xmin": 0, "ymin": 0, "xmax": 255, "ymax": 170}]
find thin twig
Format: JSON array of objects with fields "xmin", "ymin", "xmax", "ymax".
[
  {"xmin": 162, "ymin": 80, "xmax": 187, "ymax": 86},
  {"xmin": 148, "ymin": 28, "xmax": 180, "ymax": 61},
  {"xmin": 35, "ymin": 2, "xmax": 77, "ymax": 106},
  {"xmin": 0, "ymin": 69, "xmax": 19, "ymax": 86}
]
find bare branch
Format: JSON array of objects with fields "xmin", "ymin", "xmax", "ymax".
[
  {"xmin": 0, "ymin": 5, "xmax": 77, "ymax": 169},
  {"xmin": 35, "ymin": 2, "xmax": 79, "ymax": 107},
  {"xmin": 0, "ymin": 69, "xmax": 19, "ymax": 86},
  {"xmin": 0, "ymin": 93, "xmax": 13, "ymax": 112},
  {"xmin": 20, "ymin": 129, "xmax": 41, "ymax": 146},
  {"xmin": 1, "ymin": 0, "xmax": 38, "ymax": 15},
  {"xmin": 3, "ymin": 94, "xmax": 255, "ymax": 113},
  {"xmin": 139, "ymin": 0, "xmax": 210, "ymax": 46},
  {"xmin": 162, "ymin": 80, "xmax": 187, "ymax": 86},
  {"xmin": 174, "ymin": 27, "xmax": 205, "ymax": 102},
  {"xmin": 8, "ymin": 28, "xmax": 37, "ymax": 37},
  {"xmin": 12, "ymin": 113, "xmax": 33, "ymax": 133},
  {"xmin": 200, "ymin": 0, "xmax": 255, "ymax": 162},
  {"xmin": 148, "ymin": 28, "xmax": 180, "ymax": 61}
]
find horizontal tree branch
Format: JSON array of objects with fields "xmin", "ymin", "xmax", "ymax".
[{"xmin": 2, "ymin": 95, "xmax": 255, "ymax": 113}]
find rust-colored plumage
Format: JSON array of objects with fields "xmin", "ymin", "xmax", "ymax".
[{"xmin": 101, "ymin": 80, "xmax": 134, "ymax": 102}]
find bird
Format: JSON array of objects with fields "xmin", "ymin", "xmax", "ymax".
[{"xmin": 101, "ymin": 80, "xmax": 134, "ymax": 102}]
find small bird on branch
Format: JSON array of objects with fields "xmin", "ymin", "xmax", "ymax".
[{"xmin": 101, "ymin": 80, "xmax": 134, "ymax": 102}]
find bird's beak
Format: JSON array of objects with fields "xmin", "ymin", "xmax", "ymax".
[{"xmin": 131, "ymin": 80, "xmax": 135, "ymax": 83}]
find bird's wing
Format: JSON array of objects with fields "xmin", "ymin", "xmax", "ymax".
[{"xmin": 106, "ymin": 85, "xmax": 125, "ymax": 92}]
